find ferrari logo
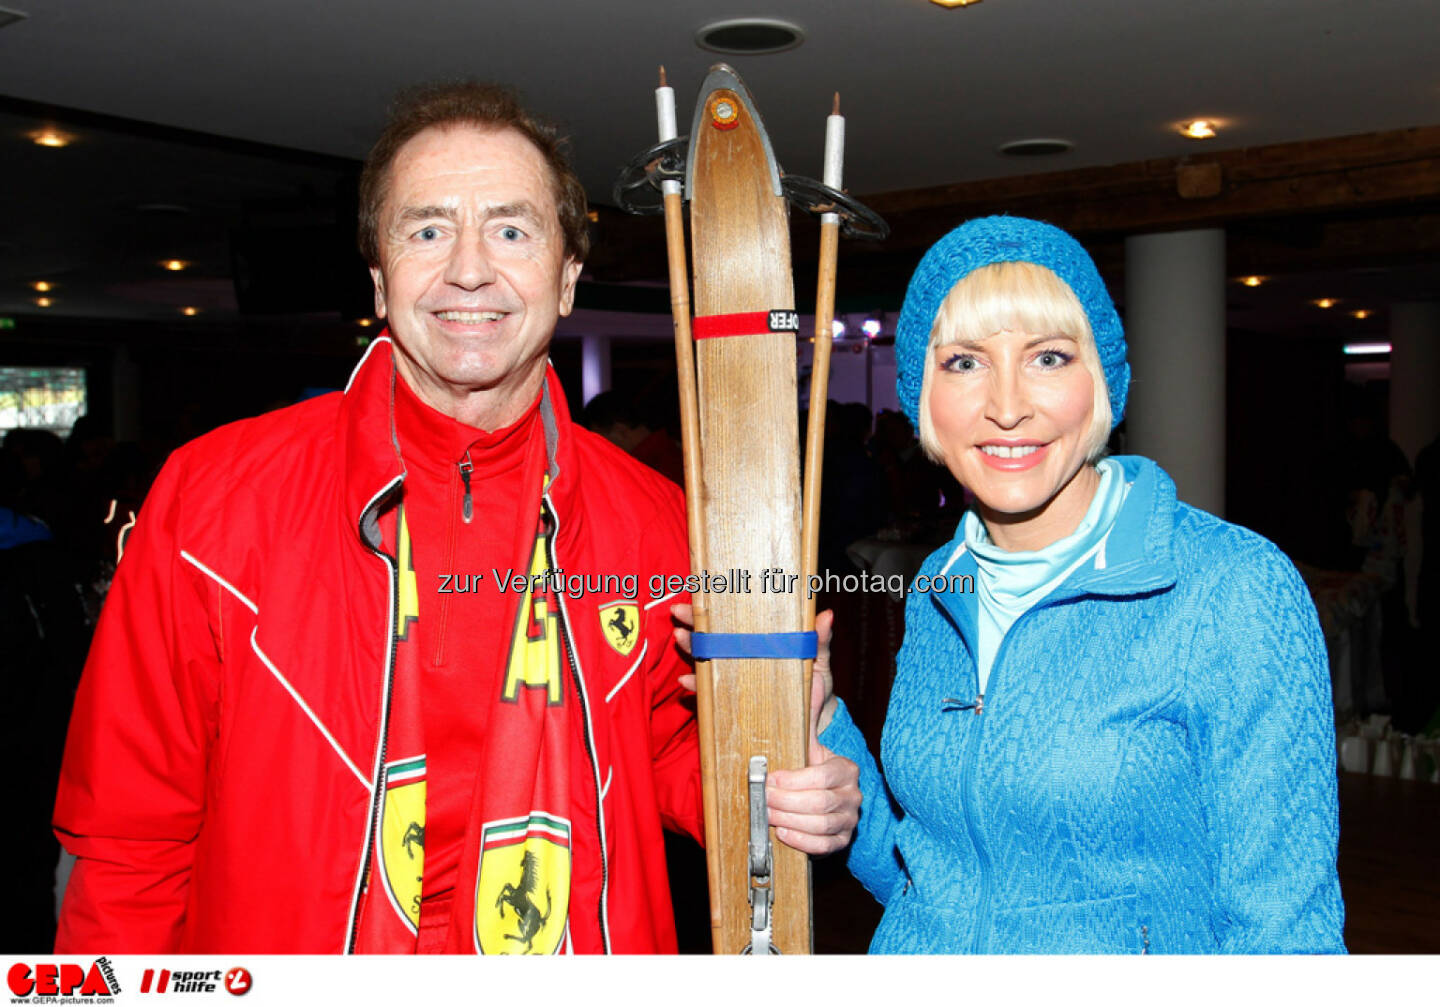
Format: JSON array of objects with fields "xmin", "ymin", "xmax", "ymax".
[
  {"xmin": 474, "ymin": 813, "xmax": 571, "ymax": 955},
  {"xmin": 377, "ymin": 755, "xmax": 426, "ymax": 932},
  {"xmin": 599, "ymin": 601, "xmax": 639, "ymax": 657}
]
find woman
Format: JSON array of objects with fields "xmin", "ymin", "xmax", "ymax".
[{"xmin": 813, "ymin": 216, "xmax": 1345, "ymax": 953}]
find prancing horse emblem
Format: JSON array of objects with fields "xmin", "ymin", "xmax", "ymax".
[
  {"xmin": 599, "ymin": 601, "xmax": 640, "ymax": 657},
  {"xmin": 495, "ymin": 850, "xmax": 552, "ymax": 953},
  {"xmin": 474, "ymin": 813, "xmax": 571, "ymax": 954},
  {"xmin": 378, "ymin": 755, "xmax": 426, "ymax": 930}
]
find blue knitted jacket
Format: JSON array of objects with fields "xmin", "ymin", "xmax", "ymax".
[{"xmin": 820, "ymin": 456, "xmax": 1345, "ymax": 953}]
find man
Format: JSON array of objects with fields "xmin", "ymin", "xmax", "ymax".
[{"xmin": 53, "ymin": 83, "xmax": 857, "ymax": 954}]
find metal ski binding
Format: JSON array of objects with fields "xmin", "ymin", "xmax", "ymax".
[{"xmin": 742, "ymin": 755, "xmax": 780, "ymax": 954}]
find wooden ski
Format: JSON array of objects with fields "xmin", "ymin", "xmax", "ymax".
[
  {"xmin": 684, "ymin": 64, "xmax": 811, "ymax": 955},
  {"xmin": 622, "ymin": 65, "xmax": 879, "ymax": 956}
]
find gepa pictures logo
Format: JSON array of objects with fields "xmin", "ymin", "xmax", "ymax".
[{"xmin": 6, "ymin": 957, "xmax": 120, "ymax": 999}]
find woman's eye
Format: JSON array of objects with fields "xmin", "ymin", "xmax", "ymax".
[
  {"xmin": 942, "ymin": 353, "xmax": 978, "ymax": 372},
  {"xmin": 1036, "ymin": 350, "xmax": 1071, "ymax": 368}
]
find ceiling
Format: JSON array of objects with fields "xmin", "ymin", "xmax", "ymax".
[{"xmin": 1, "ymin": 0, "xmax": 1437, "ymax": 338}]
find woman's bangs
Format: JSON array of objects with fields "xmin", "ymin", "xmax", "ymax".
[{"xmin": 931, "ymin": 262, "xmax": 1092, "ymax": 349}]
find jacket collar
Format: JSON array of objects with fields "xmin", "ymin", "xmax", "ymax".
[
  {"xmin": 1074, "ymin": 455, "xmax": 1179, "ymax": 597},
  {"xmin": 933, "ymin": 455, "xmax": 1179, "ymax": 634},
  {"xmin": 340, "ymin": 334, "xmax": 573, "ymax": 550}
]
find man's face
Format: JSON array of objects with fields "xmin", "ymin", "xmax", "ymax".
[{"xmin": 371, "ymin": 124, "xmax": 582, "ymax": 426}]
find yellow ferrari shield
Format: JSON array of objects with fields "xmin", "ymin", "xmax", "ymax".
[
  {"xmin": 377, "ymin": 755, "xmax": 426, "ymax": 932},
  {"xmin": 598, "ymin": 601, "xmax": 640, "ymax": 657},
  {"xmin": 474, "ymin": 813, "xmax": 571, "ymax": 955}
]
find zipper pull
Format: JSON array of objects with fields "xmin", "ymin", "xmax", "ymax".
[
  {"xmin": 941, "ymin": 695, "xmax": 985, "ymax": 714},
  {"xmin": 458, "ymin": 452, "xmax": 474, "ymax": 524},
  {"xmin": 975, "ymin": 693, "xmax": 984, "ymax": 715}
]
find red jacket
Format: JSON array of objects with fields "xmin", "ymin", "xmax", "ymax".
[{"xmin": 54, "ymin": 338, "xmax": 704, "ymax": 953}]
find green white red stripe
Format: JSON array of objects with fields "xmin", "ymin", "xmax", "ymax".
[
  {"xmin": 384, "ymin": 755, "xmax": 426, "ymax": 788},
  {"xmin": 483, "ymin": 813, "xmax": 571, "ymax": 849}
]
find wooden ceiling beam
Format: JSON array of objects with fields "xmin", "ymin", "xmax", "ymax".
[
  {"xmin": 585, "ymin": 125, "xmax": 1440, "ymax": 300},
  {"xmin": 865, "ymin": 125, "xmax": 1440, "ymax": 255}
]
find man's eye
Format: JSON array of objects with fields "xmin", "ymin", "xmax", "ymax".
[
  {"xmin": 417, "ymin": 226, "xmax": 440, "ymax": 241},
  {"xmin": 499, "ymin": 226, "xmax": 524, "ymax": 241}
]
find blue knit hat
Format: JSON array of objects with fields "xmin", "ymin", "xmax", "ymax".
[{"xmin": 894, "ymin": 215, "xmax": 1129, "ymax": 431}]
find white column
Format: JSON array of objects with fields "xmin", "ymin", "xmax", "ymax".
[
  {"xmin": 1388, "ymin": 302, "xmax": 1440, "ymax": 463},
  {"xmin": 580, "ymin": 334, "xmax": 611, "ymax": 405},
  {"xmin": 1123, "ymin": 228, "xmax": 1227, "ymax": 516}
]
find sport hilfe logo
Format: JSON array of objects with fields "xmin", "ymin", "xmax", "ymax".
[
  {"xmin": 7, "ymin": 959, "xmax": 120, "ymax": 997},
  {"xmin": 224, "ymin": 967, "xmax": 252, "ymax": 996},
  {"xmin": 139, "ymin": 967, "xmax": 252, "ymax": 995}
]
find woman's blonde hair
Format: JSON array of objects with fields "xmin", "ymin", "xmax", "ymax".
[{"xmin": 916, "ymin": 261, "xmax": 1112, "ymax": 464}]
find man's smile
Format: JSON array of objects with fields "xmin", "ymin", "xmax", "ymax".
[{"xmin": 433, "ymin": 310, "xmax": 508, "ymax": 324}]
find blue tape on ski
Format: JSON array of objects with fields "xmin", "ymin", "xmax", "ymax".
[{"xmin": 690, "ymin": 631, "xmax": 818, "ymax": 660}]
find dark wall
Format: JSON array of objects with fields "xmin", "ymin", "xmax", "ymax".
[{"xmin": 1226, "ymin": 327, "xmax": 1353, "ymax": 568}]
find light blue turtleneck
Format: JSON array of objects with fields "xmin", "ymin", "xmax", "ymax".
[{"xmin": 961, "ymin": 457, "xmax": 1130, "ymax": 694}]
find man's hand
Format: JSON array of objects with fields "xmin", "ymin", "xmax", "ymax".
[{"xmin": 670, "ymin": 605, "xmax": 859, "ymax": 856}]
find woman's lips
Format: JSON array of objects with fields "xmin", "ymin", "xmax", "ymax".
[{"xmin": 976, "ymin": 441, "xmax": 1049, "ymax": 471}]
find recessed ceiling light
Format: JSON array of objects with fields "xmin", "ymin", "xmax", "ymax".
[
  {"xmin": 696, "ymin": 17, "xmax": 804, "ymax": 55},
  {"xmin": 1351, "ymin": 309, "xmax": 1372, "ymax": 320},
  {"xmin": 1178, "ymin": 119, "xmax": 1218, "ymax": 139},
  {"xmin": 1314, "ymin": 298, "xmax": 1338, "ymax": 309},
  {"xmin": 180, "ymin": 306, "xmax": 200, "ymax": 316},
  {"xmin": 931, "ymin": 0, "xmax": 983, "ymax": 6},
  {"xmin": 34, "ymin": 297, "xmax": 52, "ymax": 308},
  {"xmin": 998, "ymin": 138, "xmax": 1074, "ymax": 157},
  {"xmin": 29, "ymin": 128, "xmax": 74, "ymax": 148},
  {"xmin": 357, "ymin": 318, "xmax": 374, "ymax": 327},
  {"xmin": 1238, "ymin": 275, "xmax": 1265, "ymax": 287},
  {"xmin": 161, "ymin": 259, "xmax": 190, "ymax": 272},
  {"xmin": 31, "ymin": 280, "xmax": 53, "ymax": 292}
]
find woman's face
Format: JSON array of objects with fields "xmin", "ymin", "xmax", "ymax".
[{"xmin": 928, "ymin": 327, "xmax": 1098, "ymax": 548}]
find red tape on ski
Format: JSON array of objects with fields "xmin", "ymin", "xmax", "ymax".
[{"xmin": 693, "ymin": 309, "xmax": 799, "ymax": 340}]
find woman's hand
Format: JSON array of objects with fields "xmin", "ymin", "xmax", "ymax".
[{"xmin": 670, "ymin": 604, "xmax": 858, "ymax": 855}]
